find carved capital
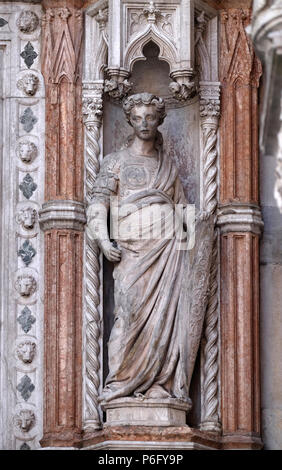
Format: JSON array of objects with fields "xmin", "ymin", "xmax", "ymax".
[
  {"xmin": 104, "ymin": 76, "xmax": 133, "ymax": 101},
  {"xmin": 169, "ymin": 69, "xmax": 196, "ymax": 102},
  {"xmin": 199, "ymin": 82, "xmax": 221, "ymax": 123},
  {"xmin": 95, "ymin": 8, "xmax": 108, "ymax": 31},
  {"xmin": 195, "ymin": 11, "xmax": 207, "ymax": 36}
]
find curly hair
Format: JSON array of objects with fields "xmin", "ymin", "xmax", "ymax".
[{"xmin": 123, "ymin": 93, "xmax": 166, "ymax": 126}]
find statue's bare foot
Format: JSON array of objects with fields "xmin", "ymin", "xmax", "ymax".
[{"xmin": 145, "ymin": 384, "xmax": 171, "ymax": 399}]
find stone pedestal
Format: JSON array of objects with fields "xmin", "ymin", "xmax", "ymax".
[{"xmin": 102, "ymin": 398, "xmax": 191, "ymax": 427}]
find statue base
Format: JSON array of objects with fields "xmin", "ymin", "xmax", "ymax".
[{"xmin": 101, "ymin": 397, "xmax": 191, "ymax": 427}]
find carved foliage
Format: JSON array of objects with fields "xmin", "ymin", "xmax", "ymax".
[
  {"xmin": 129, "ymin": 3, "xmax": 174, "ymax": 40},
  {"xmin": 220, "ymin": 9, "xmax": 262, "ymax": 86}
]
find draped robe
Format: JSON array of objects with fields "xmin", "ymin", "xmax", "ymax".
[{"xmin": 87, "ymin": 145, "xmax": 214, "ymax": 404}]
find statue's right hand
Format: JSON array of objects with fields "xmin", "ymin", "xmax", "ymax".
[{"xmin": 100, "ymin": 240, "xmax": 121, "ymax": 263}]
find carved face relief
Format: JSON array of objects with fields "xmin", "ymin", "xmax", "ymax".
[
  {"xmin": 17, "ymin": 11, "xmax": 39, "ymax": 33},
  {"xmin": 18, "ymin": 141, "xmax": 38, "ymax": 163},
  {"xmin": 129, "ymin": 104, "xmax": 159, "ymax": 141},
  {"xmin": 16, "ymin": 207, "xmax": 37, "ymax": 229},
  {"xmin": 17, "ymin": 74, "xmax": 39, "ymax": 96},
  {"xmin": 16, "ymin": 341, "xmax": 36, "ymax": 363},
  {"xmin": 15, "ymin": 274, "xmax": 37, "ymax": 297},
  {"xmin": 14, "ymin": 410, "xmax": 35, "ymax": 433}
]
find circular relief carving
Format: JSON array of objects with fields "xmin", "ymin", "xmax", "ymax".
[
  {"xmin": 16, "ymin": 207, "xmax": 37, "ymax": 230},
  {"xmin": 14, "ymin": 410, "xmax": 35, "ymax": 433},
  {"xmin": 15, "ymin": 273, "xmax": 37, "ymax": 297},
  {"xmin": 17, "ymin": 140, "xmax": 38, "ymax": 164},
  {"xmin": 16, "ymin": 11, "xmax": 39, "ymax": 34},
  {"xmin": 17, "ymin": 74, "xmax": 39, "ymax": 96},
  {"xmin": 16, "ymin": 341, "xmax": 36, "ymax": 364},
  {"xmin": 122, "ymin": 165, "xmax": 148, "ymax": 189}
]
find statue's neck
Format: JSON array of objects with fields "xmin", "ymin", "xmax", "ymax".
[{"xmin": 129, "ymin": 136, "xmax": 157, "ymax": 158}]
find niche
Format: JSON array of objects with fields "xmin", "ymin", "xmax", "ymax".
[{"xmin": 102, "ymin": 39, "xmax": 201, "ymax": 426}]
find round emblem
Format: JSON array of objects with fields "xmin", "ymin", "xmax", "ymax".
[{"xmin": 122, "ymin": 165, "xmax": 148, "ymax": 189}]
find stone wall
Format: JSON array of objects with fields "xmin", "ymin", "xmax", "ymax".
[{"xmin": 0, "ymin": 2, "xmax": 45, "ymax": 449}]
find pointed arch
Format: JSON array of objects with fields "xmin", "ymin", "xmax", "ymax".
[{"xmin": 124, "ymin": 24, "xmax": 178, "ymax": 72}]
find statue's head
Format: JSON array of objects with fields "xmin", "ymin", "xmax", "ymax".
[{"xmin": 123, "ymin": 93, "xmax": 166, "ymax": 142}]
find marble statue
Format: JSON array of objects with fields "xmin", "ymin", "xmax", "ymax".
[{"xmin": 87, "ymin": 93, "xmax": 214, "ymax": 407}]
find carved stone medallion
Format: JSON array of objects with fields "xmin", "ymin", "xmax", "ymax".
[
  {"xmin": 14, "ymin": 410, "xmax": 35, "ymax": 433},
  {"xmin": 17, "ymin": 141, "xmax": 38, "ymax": 164},
  {"xmin": 121, "ymin": 164, "xmax": 148, "ymax": 189},
  {"xmin": 17, "ymin": 74, "xmax": 39, "ymax": 96},
  {"xmin": 15, "ymin": 274, "xmax": 37, "ymax": 297},
  {"xmin": 17, "ymin": 11, "xmax": 39, "ymax": 34},
  {"xmin": 16, "ymin": 341, "xmax": 36, "ymax": 364},
  {"xmin": 16, "ymin": 207, "xmax": 37, "ymax": 230}
]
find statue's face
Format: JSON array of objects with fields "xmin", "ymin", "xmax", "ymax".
[{"xmin": 130, "ymin": 104, "xmax": 159, "ymax": 141}]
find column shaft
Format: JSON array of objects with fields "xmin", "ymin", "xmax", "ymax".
[
  {"xmin": 40, "ymin": 0, "xmax": 85, "ymax": 447},
  {"xmin": 219, "ymin": 8, "xmax": 262, "ymax": 449}
]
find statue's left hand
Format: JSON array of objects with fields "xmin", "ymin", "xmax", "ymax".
[{"xmin": 100, "ymin": 240, "xmax": 121, "ymax": 263}]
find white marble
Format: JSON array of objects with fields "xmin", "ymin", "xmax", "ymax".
[
  {"xmin": 84, "ymin": 440, "xmax": 214, "ymax": 450},
  {"xmin": 0, "ymin": 1, "xmax": 44, "ymax": 450},
  {"xmin": 102, "ymin": 398, "xmax": 191, "ymax": 427}
]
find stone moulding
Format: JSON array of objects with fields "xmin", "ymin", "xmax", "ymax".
[
  {"xmin": 217, "ymin": 203, "xmax": 264, "ymax": 235},
  {"xmin": 102, "ymin": 397, "xmax": 191, "ymax": 427},
  {"xmin": 39, "ymin": 200, "xmax": 86, "ymax": 231}
]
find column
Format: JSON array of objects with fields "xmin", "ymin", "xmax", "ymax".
[
  {"xmin": 39, "ymin": 0, "xmax": 85, "ymax": 448},
  {"xmin": 218, "ymin": 8, "xmax": 263, "ymax": 449}
]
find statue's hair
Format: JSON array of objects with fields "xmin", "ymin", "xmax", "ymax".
[{"xmin": 123, "ymin": 93, "xmax": 166, "ymax": 126}]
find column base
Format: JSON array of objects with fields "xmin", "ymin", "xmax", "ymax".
[
  {"xmin": 81, "ymin": 426, "xmax": 222, "ymax": 450},
  {"xmin": 101, "ymin": 397, "xmax": 191, "ymax": 427}
]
